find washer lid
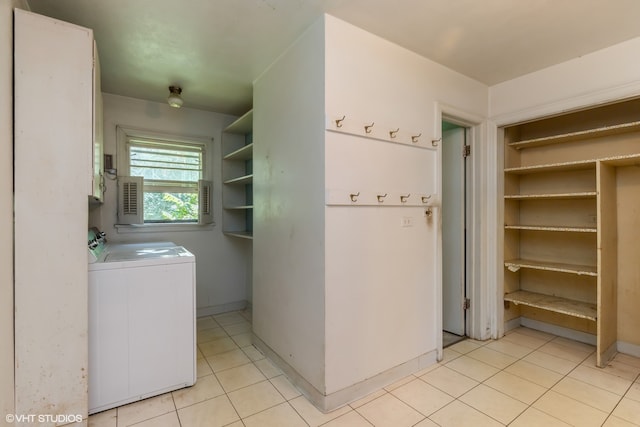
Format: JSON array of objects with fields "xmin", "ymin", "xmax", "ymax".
[{"xmin": 104, "ymin": 246, "xmax": 192, "ymax": 262}]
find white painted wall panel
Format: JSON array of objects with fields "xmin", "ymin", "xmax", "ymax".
[
  {"xmin": 253, "ymin": 17, "xmax": 327, "ymax": 391},
  {"xmin": 254, "ymin": 13, "xmax": 488, "ymax": 403},
  {"xmin": 490, "ymin": 37, "xmax": 640, "ymax": 125},
  {"xmin": 323, "ymin": 15, "xmax": 486, "ymax": 395}
]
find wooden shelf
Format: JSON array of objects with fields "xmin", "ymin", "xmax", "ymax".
[
  {"xmin": 505, "ymin": 225, "xmax": 597, "ymax": 233},
  {"xmin": 224, "ymin": 143, "xmax": 253, "ymax": 161},
  {"xmin": 504, "ymin": 290, "xmax": 596, "ymax": 321},
  {"xmin": 224, "ymin": 174, "xmax": 253, "ymax": 185},
  {"xmin": 222, "ymin": 109, "xmax": 253, "ymax": 242},
  {"xmin": 223, "ymin": 231, "xmax": 253, "ymax": 240},
  {"xmin": 505, "ymin": 259, "xmax": 597, "ymax": 276},
  {"xmin": 505, "ymin": 154, "xmax": 640, "ymax": 175},
  {"xmin": 509, "ymin": 121, "xmax": 640, "ymax": 149},
  {"xmin": 224, "ymin": 110, "xmax": 253, "ymax": 134},
  {"xmin": 505, "ymin": 159, "xmax": 596, "ymax": 174},
  {"xmin": 504, "ymin": 192, "xmax": 596, "ymax": 200}
]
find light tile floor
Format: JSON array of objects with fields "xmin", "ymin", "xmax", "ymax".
[{"xmin": 89, "ymin": 310, "xmax": 640, "ymax": 427}]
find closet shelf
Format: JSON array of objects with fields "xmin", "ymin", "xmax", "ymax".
[
  {"xmin": 223, "ymin": 143, "xmax": 253, "ymax": 161},
  {"xmin": 504, "ymin": 290, "xmax": 596, "ymax": 321},
  {"xmin": 224, "ymin": 205, "xmax": 253, "ymax": 210},
  {"xmin": 509, "ymin": 120, "xmax": 640, "ymax": 149},
  {"xmin": 504, "ymin": 192, "xmax": 596, "ymax": 200},
  {"xmin": 224, "ymin": 110, "xmax": 253, "ymax": 134},
  {"xmin": 505, "ymin": 225, "xmax": 597, "ymax": 233},
  {"xmin": 504, "ymin": 259, "xmax": 597, "ymax": 276},
  {"xmin": 505, "ymin": 159, "xmax": 596, "ymax": 174},
  {"xmin": 224, "ymin": 174, "xmax": 253, "ymax": 185},
  {"xmin": 223, "ymin": 231, "xmax": 253, "ymax": 240},
  {"xmin": 505, "ymin": 154, "xmax": 640, "ymax": 175}
]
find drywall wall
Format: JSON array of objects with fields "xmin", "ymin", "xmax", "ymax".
[
  {"xmin": 254, "ymin": 13, "xmax": 488, "ymax": 408},
  {"xmin": 323, "ymin": 14, "xmax": 488, "ymax": 395},
  {"xmin": 97, "ymin": 93, "xmax": 251, "ymax": 315},
  {"xmin": 253, "ymin": 16, "xmax": 327, "ymax": 392},
  {"xmin": 490, "ymin": 36, "xmax": 640, "ymax": 125}
]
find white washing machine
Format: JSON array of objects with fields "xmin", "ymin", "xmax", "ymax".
[{"xmin": 88, "ymin": 231, "xmax": 196, "ymax": 414}]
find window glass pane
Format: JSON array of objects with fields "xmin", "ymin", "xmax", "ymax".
[
  {"xmin": 143, "ymin": 192, "xmax": 199, "ymax": 222},
  {"xmin": 127, "ymin": 136, "xmax": 206, "ymax": 224},
  {"xmin": 130, "ymin": 145, "xmax": 201, "ymax": 183}
]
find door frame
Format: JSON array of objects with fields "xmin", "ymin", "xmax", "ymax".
[
  {"xmin": 441, "ymin": 124, "xmax": 469, "ymax": 337},
  {"xmin": 434, "ymin": 102, "xmax": 497, "ymax": 359}
]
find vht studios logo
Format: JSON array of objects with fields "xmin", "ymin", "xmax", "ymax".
[{"xmin": 6, "ymin": 413, "xmax": 83, "ymax": 423}]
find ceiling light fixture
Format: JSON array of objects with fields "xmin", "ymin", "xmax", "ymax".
[{"xmin": 167, "ymin": 86, "xmax": 183, "ymax": 108}]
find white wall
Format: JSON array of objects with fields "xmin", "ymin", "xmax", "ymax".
[
  {"xmin": 97, "ymin": 93, "xmax": 251, "ymax": 315},
  {"xmin": 323, "ymin": 14, "xmax": 488, "ymax": 395},
  {"xmin": 490, "ymin": 37, "xmax": 640, "ymax": 125},
  {"xmin": 254, "ymin": 14, "xmax": 488, "ymax": 408},
  {"xmin": 253, "ymin": 17, "xmax": 327, "ymax": 392}
]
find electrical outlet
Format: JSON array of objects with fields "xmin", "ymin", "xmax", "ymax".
[{"xmin": 401, "ymin": 217, "xmax": 413, "ymax": 227}]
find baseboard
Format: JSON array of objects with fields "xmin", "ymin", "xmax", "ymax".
[
  {"xmin": 252, "ymin": 333, "xmax": 438, "ymax": 413},
  {"xmin": 617, "ymin": 340, "xmax": 640, "ymax": 358},
  {"xmin": 196, "ymin": 300, "xmax": 247, "ymax": 317},
  {"xmin": 519, "ymin": 317, "xmax": 596, "ymax": 346},
  {"xmin": 504, "ymin": 317, "xmax": 522, "ymax": 334}
]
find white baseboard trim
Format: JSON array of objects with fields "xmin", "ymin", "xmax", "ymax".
[
  {"xmin": 617, "ymin": 341, "xmax": 640, "ymax": 358},
  {"xmin": 196, "ymin": 300, "xmax": 247, "ymax": 317},
  {"xmin": 252, "ymin": 333, "xmax": 438, "ymax": 413},
  {"xmin": 519, "ymin": 318, "xmax": 596, "ymax": 346}
]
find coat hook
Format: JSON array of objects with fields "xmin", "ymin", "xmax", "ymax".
[
  {"xmin": 400, "ymin": 194, "xmax": 410, "ymax": 203},
  {"xmin": 425, "ymin": 208, "xmax": 433, "ymax": 218},
  {"xmin": 421, "ymin": 194, "xmax": 432, "ymax": 203},
  {"xmin": 389, "ymin": 128, "xmax": 399, "ymax": 139},
  {"xmin": 411, "ymin": 133, "xmax": 422, "ymax": 143},
  {"xmin": 364, "ymin": 122, "xmax": 375, "ymax": 134},
  {"xmin": 335, "ymin": 115, "xmax": 345, "ymax": 128},
  {"xmin": 431, "ymin": 137, "xmax": 441, "ymax": 147},
  {"xmin": 349, "ymin": 192, "xmax": 360, "ymax": 202},
  {"xmin": 377, "ymin": 193, "xmax": 387, "ymax": 202}
]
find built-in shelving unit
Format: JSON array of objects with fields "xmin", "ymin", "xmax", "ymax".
[
  {"xmin": 221, "ymin": 110, "xmax": 253, "ymax": 239},
  {"xmin": 502, "ymin": 97, "xmax": 640, "ymax": 367}
]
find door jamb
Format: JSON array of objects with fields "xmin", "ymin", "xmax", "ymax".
[{"xmin": 434, "ymin": 103, "xmax": 496, "ymax": 360}]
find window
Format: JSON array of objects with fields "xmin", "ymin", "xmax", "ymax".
[{"xmin": 117, "ymin": 126, "xmax": 212, "ymax": 225}]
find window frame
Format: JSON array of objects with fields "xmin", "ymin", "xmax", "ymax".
[{"xmin": 116, "ymin": 125, "xmax": 213, "ymax": 230}]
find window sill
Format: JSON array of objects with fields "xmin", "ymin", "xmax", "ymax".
[{"xmin": 115, "ymin": 222, "xmax": 215, "ymax": 234}]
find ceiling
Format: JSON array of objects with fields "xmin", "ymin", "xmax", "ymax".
[{"xmin": 27, "ymin": 0, "xmax": 640, "ymax": 116}]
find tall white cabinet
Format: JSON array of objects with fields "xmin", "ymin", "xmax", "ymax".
[{"xmin": 14, "ymin": 9, "xmax": 96, "ymax": 419}]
